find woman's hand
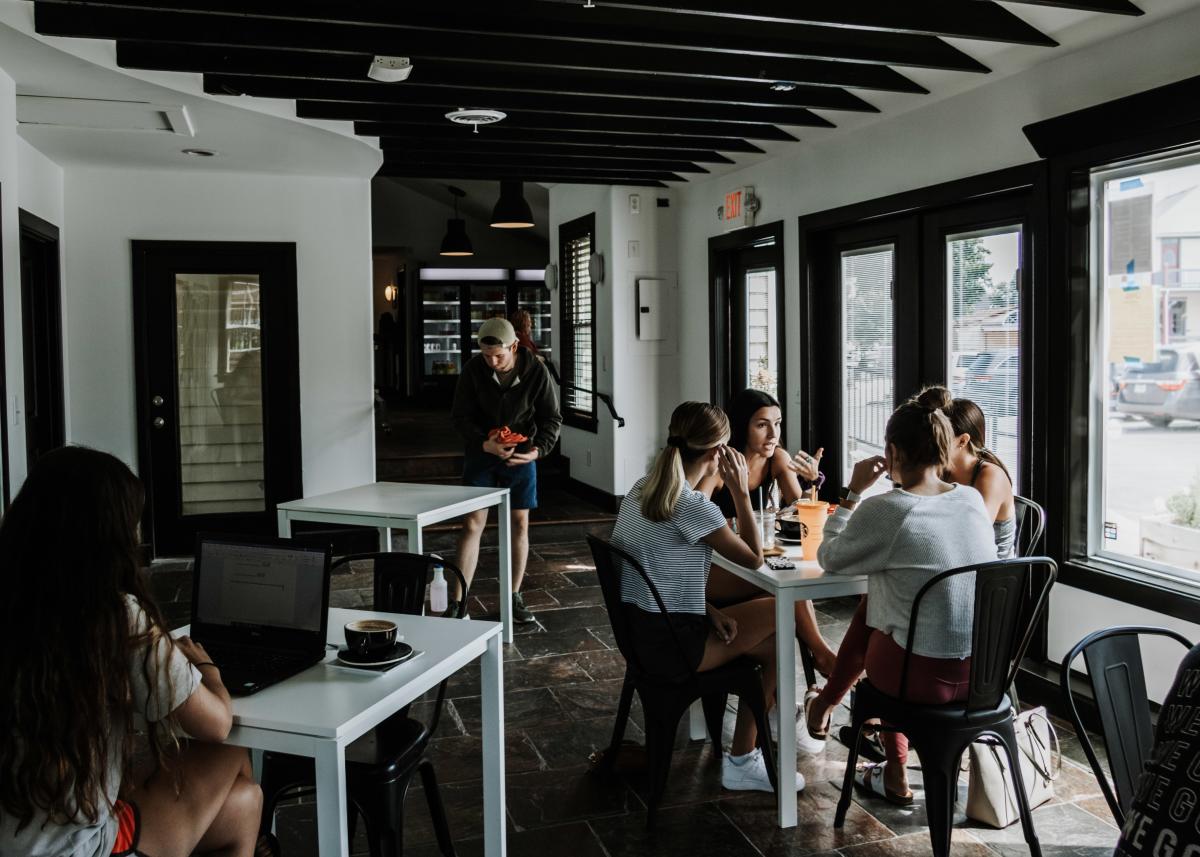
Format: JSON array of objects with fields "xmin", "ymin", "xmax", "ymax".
[
  {"xmin": 717, "ymin": 446, "xmax": 751, "ymax": 496},
  {"xmin": 174, "ymin": 635, "xmax": 212, "ymax": 666},
  {"xmin": 849, "ymin": 455, "xmax": 888, "ymax": 495},
  {"xmin": 787, "ymin": 447, "xmax": 824, "ymax": 482},
  {"xmin": 706, "ymin": 605, "xmax": 738, "ymax": 644}
]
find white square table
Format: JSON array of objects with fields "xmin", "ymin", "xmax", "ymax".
[
  {"xmin": 180, "ymin": 608, "xmax": 505, "ymax": 857},
  {"xmin": 277, "ymin": 483, "xmax": 516, "ymax": 642},
  {"xmin": 707, "ymin": 543, "xmax": 868, "ymax": 828}
]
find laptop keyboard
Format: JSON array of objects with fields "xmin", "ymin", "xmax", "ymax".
[{"xmin": 200, "ymin": 642, "xmax": 312, "ymax": 676}]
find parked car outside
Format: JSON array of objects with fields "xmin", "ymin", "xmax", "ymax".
[
  {"xmin": 951, "ymin": 351, "xmax": 980, "ymax": 388},
  {"xmin": 960, "ymin": 348, "xmax": 1019, "ymax": 416},
  {"xmin": 1114, "ymin": 344, "xmax": 1200, "ymax": 428}
]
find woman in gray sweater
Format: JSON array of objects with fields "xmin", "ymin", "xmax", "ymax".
[{"xmin": 814, "ymin": 397, "xmax": 997, "ymax": 803}]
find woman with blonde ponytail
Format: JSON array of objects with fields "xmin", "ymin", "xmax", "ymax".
[
  {"xmin": 803, "ymin": 396, "xmax": 996, "ymax": 805},
  {"xmin": 916, "ymin": 385, "xmax": 1017, "ymax": 558},
  {"xmin": 611, "ymin": 402, "xmax": 805, "ymax": 794}
]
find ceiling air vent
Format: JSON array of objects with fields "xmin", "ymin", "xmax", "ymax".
[
  {"xmin": 16, "ymin": 96, "xmax": 194, "ymax": 136},
  {"xmin": 444, "ymin": 108, "xmax": 506, "ymax": 133}
]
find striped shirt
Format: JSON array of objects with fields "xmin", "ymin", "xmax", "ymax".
[{"xmin": 611, "ymin": 476, "xmax": 728, "ymax": 615}]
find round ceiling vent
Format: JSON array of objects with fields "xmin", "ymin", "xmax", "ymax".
[{"xmin": 444, "ymin": 108, "xmax": 507, "ymax": 133}]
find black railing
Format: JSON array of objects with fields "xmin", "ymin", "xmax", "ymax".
[
  {"xmin": 544, "ymin": 358, "xmax": 625, "ymax": 427},
  {"xmin": 845, "ymin": 366, "xmax": 891, "ymax": 455}
]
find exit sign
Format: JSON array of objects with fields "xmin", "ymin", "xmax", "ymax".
[{"xmin": 721, "ymin": 186, "xmax": 756, "ymax": 231}]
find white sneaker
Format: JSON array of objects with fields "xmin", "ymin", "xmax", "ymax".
[
  {"xmin": 769, "ymin": 704, "xmax": 827, "ymax": 754},
  {"xmin": 721, "ymin": 748, "xmax": 805, "ymax": 793}
]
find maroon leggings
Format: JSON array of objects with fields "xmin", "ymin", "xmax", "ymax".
[{"xmin": 816, "ymin": 597, "xmax": 971, "ymax": 768}]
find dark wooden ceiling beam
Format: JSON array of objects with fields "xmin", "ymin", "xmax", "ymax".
[
  {"xmin": 305, "ymin": 106, "xmax": 798, "ymax": 141},
  {"xmin": 378, "ymin": 163, "xmax": 684, "ymax": 181},
  {"xmin": 357, "ymin": 124, "xmax": 768, "ymax": 153},
  {"xmin": 530, "ymin": 0, "xmax": 1059, "ymax": 45},
  {"xmin": 380, "ymin": 140, "xmax": 735, "ymax": 164},
  {"xmin": 33, "ymin": 4, "xmax": 928, "ymax": 92},
  {"xmin": 989, "ymin": 0, "xmax": 1142, "ymax": 13},
  {"xmin": 383, "ymin": 154, "xmax": 708, "ymax": 173},
  {"xmin": 116, "ymin": 43, "xmax": 880, "ymax": 113},
  {"xmin": 378, "ymin": 169, "xmax": 669, "ymax": 187},
  {"xmin": 44, "ymin": 0, "xmax": 989, "ymax": 72},
  {"xmin": 206, "ymin": 75, "xmax": 835, "ymax": 128}
]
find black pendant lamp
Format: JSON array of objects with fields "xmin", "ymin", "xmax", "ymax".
[
  {"xmin": 439, "ymin": 185, "xmax": 474, "ymax": 256},
  {"xmin": 490, "ymin": 180, "xmax": 534, "ymax": 229}
]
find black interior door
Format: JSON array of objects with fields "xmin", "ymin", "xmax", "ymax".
[
  {"xmin": 18, "ymin": 210, "xmax": 65, "ymax": 471},
  {"xmin": 132, "ymin": 241, "xmax": 302, "ymax": 556}
]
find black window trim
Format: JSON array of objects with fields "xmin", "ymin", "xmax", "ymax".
[{"xmin": 559, "ymin": 213, "xmax": 598, "ymax": 433}]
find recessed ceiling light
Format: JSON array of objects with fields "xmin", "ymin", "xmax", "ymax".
[
  {"xmin": 770, "ymin": 82, "xmax": 798, "ymax": 92},
  {"xmin": 181, "ymin": 148, "xmax": 218, "ymax": 157}
]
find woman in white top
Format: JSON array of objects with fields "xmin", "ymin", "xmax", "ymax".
[
  {"xmin": 611, "ymin": 401, "xmax": 803, "ymax": 794},
  {"xmin": 811, "ymin": 397, "xmax": 997, "ymax": 804},
  {"xmin": 0, "ymin": 447, "xmax": 269, "ymax": 857}
]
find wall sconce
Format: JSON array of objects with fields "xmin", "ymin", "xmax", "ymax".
[{"xmin": 383, "ymin": 283, "xmax": 398, "ymax": 303}]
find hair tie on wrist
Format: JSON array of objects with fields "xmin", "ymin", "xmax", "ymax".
[
  {"xmin": 667, "ymin": 435, "xmax": 686, "ymax": 449},
  {"xmin": 195, "ymin": 661, "xmax": 218, "ymax": 670}
]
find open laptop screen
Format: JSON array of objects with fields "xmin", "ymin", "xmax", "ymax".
[{"xmin": 195, "ymin": 539, "xmax": 327, "ymax": 633}]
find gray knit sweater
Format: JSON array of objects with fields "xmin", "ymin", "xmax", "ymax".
[{"xmin": 818, "ymin": 485, "xmax": 997, "ymax": 659}]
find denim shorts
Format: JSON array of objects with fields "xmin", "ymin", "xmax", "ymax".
[{"xmin": 462, "ymin": 452, "xmax": 538, "ymax": 510}]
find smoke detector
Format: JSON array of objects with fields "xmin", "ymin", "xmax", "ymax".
[
  {"xmin": 368, "ymin": 56, "xmax": 413, "ymax": 82},
  {"xmin": 445, "ymin": 108, "xmax": 507, "ymax": 133}
]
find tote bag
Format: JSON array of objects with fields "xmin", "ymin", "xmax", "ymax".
[{"xmin": 966, "ymin": 707, "xmax": 1060, "ymax": 828}]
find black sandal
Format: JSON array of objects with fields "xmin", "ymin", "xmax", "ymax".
[{"xmin": 839, "ymin": 724, "xmax": 886, "ymax": 763}]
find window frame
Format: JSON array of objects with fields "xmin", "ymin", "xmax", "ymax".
[{"xmin": 559, "ymin": 213, "xmax": 598, "ymax": 433}]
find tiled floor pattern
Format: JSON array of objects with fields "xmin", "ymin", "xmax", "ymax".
[{"xmin": 148, "ymin": 534, "xmax": 1122, "ymax": 857}]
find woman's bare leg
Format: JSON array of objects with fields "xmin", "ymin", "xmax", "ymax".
[
  {"xmin": 697, "ymin": 597, "xmax": 779, "ymax": 756},
  {"xmin": 708, "ymin": 564, "xmax": 836, "ymax": 675},
  {"xmin": 127, "ymin": 741, "xmax": 262, "ymax": 857}
]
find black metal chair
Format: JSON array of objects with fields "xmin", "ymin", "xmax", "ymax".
[
  {"xmin": 834, "ymin": 556, "xmax": 1058, "ymax": 857},
  {"xmin": 1060, "ymin": 625, "xmax": 1194, "ymax": 827},
  {"xmin": 1012, "ymin": 495, "xmax": 1047, "ymax": 558},
  {"xmin": 586, "ymin": 535, "xmax": 777, "ymax": 827},
  {"xmin": 259, "ymin": 552, "xmax": 468, "ymax": 857}
]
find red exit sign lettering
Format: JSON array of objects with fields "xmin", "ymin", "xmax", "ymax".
[{"xmin": 721, "ymin": 186, "xmax": 755, "ymax": 231}]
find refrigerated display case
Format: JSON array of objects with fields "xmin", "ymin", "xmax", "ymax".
[{"xmin": 416, "ymin": 268, "xmax": 552, "ymax": 400}]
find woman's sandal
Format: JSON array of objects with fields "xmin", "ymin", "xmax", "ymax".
[
  {"xmin": 803, "ymin": 689, "xmax": 831, "ymax": 740},
  {"xmin": 838, "ymin": 724, "xmax": 886, "ymax": 762},
  {"xmin": 854, "ymin": 762, "xmax": 914, "ymax": 807}
]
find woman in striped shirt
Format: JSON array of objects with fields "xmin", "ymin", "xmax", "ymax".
[{"xmin": 611, "ymin": 401, "xmax": 804, "ymax": 793}]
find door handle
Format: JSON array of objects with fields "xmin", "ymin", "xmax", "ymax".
[
  {"xmin": 152, "ymin": 395, "xmax": 164, "ymax": 407},
  {"xmin": 153, "ymin": 417, "xmax": 165, "ymax": 429}
]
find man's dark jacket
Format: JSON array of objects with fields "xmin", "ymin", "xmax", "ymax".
[{"xmin": 451, "ymin": 348, "xmax": 563, "ymax": 458}]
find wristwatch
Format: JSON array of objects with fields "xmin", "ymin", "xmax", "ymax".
[{"xmin": 838, "ymin": 486, "xmax": 861, "ymax": 504}]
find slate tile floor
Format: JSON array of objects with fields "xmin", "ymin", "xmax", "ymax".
[{"xmin": 148, "ymin": 532, "xmax": 1122, "ymax": 857}]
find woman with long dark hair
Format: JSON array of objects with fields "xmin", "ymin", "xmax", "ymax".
[
  {"xmin": 0, "ymin": 447, "xmax": 266, "ymax": 857},
  {"xmin": 611, "ymin": 402, "xmax": 804, "ymax": 794},
  {"xmin": 698, "ymin": 389, "xmax": 837, "ymax": 682}
]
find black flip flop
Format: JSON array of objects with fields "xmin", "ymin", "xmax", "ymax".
[{"xmin": 839, "ymin": 725, "xmax": 886, "ymax": 763}]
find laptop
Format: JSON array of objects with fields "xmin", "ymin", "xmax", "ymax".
[{"xmin": 189, "ymin": 534, "xmax": 332, "ymax": 697}]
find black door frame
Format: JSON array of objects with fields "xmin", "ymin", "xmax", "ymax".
[
  {"xmin": 132, "ymin": 240, "xmax": 302, "ymax": 556},
  {"xmin": 708, "ymin": 220, "xmax": 786, "ymax": 414},
  {"xmin": 18, "ymin": 210, "xmax": 65, "ymax": 473}
]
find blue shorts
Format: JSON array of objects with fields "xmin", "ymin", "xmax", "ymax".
[{"xmin": 462, "ymin": 453, "xmax": 538, "ymax": 510}]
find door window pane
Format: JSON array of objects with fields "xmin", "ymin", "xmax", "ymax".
[
  {"xmin": 745, "ymin": 267, "xmax": 778, "ymax": 399},
  {"xmin": 947, "ymin": 227, "xmax": 1022, "ymax": 488},
  {"xmin": 842, "ymin": 246, "xmax": 894, "ymax": 498},
  {"xmin": 1095, "ymin": 156, "xmax": 1200, "ymax": 579},
  {"xmin": 175, "ymin": 274, "xmax": 265, "ymax": 515}
]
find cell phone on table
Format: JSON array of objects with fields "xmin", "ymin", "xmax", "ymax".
[{"xmin": 766, "ymin": 556, "xmax": 795, "ymax": 571}]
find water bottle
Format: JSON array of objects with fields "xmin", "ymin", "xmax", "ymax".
[{"xmin": 430, "ymin": 564, "xmax": 448, "ymax": 614}]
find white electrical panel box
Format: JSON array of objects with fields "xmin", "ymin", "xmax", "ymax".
[{"xmin": 636, "ymin": 278, "xmax": 666, "ymax": 341}]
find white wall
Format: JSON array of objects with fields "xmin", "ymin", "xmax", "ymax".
[
  {"xmin": 17, "ymin": 137, "xmax": 63, "ymax": 226},
  {"xmin": 0, "ymin": 69, "xmax": 23, "ymax": 493},
  {"xmin": 62, "ymin": 166, "xmax": 376, "ymax": 496}
]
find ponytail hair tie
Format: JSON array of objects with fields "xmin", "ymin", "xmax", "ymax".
[{"xmin": 666, "ymin": 435, "xmax": 686, "ymax": 449}]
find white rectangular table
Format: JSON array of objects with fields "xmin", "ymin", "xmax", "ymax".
[
  {"xmin": 277, "ymin": 483, "xmax": 516, "ymax": 642},
  {"xmin": 181, "ymin": 608, "xmax": 506, "ymax": 857},
  {"xmin": 709, "ymin": 544, "xmax": 868, "ymax": 828}
]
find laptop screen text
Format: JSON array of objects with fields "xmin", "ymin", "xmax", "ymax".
[{"xmin": 195, "ymin": 541, "xmax": 325, "ymax": 633}]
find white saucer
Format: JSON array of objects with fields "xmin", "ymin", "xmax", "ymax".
[
  {"xmin": 336, "ymin": 642, "xmax": 414, "ymax": 667},
  {"xmin": 775, "ymin": 535, "xmax": 803, "ymax": 545}
]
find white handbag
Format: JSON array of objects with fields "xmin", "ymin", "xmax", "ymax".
[{"xmin": 965, "ymin": 706, "xmax": 1060, "ymax": 828}]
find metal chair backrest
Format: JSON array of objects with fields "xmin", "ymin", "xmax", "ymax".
[
  {"xmin": 1060, "ymin": 625, "xmax": 1194, "ymax": 826},
  {"xmin": 1012, "ymin": 495, "xmax": 1047, "ymax": 558},
  {"xmin": 586, "ymin": 535, "xmax": 693, "ymax": 681},
  {"xmin": 330, "ymin": 551, "xmax": 468, "ymax": 734},
  {"xmin": 902, "ymin": 556, "xmax": 1057, "ymax": 712}
]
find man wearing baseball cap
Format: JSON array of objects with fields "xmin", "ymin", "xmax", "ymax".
[{"xmin": 449, "ymin": 316, "xmax": 562, "ymax": 622}]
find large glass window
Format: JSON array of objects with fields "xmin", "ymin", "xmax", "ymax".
[
  {"xmin": 745, "ymin": 266, "xmax": 779, "ymax": 398},
  {"xmin": 947, "ymin": 226, "xmax": 1022, "ymax": 487},
  {"xmin": 841, "ymin": 245, "xmax": 895, "ymax": 498},
  {"xmin": 559, "ymin": 213, "xmax": 596, "ymax": 429},
  {"xmin": 1093, "ymin": 153, "xmax": 1200, "ymax": 580}
]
